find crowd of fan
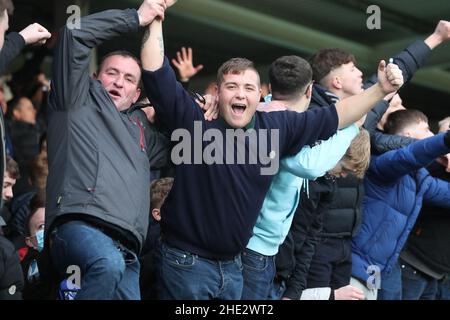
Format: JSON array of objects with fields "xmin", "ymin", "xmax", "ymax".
[{"xmin": 1, "ymin": 0, "xmax": 450, "ymax": 301}]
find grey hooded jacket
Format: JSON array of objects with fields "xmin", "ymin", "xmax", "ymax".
[{"xmin": 46, "ymin": 9, "xmax": 163, "ymax": 252}]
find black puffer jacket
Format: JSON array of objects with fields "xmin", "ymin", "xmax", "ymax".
[
  {"xmin": 0, "ymin": 235, "xmax": 24, "ymax": 299},
  {"xmin": 308, "ymin": 87, "xmax": 364, "ymax": 237},
  {"xmin": 276, "ymin": 177, "xmax": 334, "ymax": 299},
  {"xmin": 321, "ymin": 174, "xmax": 364, "ymax": 237}
]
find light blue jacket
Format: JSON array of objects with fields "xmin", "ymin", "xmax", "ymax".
[{"xmin": 247, "ymin": 124, "xmax": 359, "ymax": 256}]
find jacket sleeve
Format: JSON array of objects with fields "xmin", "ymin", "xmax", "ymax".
[
  {"xmin": 49, "ymin": 9, "xmax": 139, "ymax": 111},
  {"xmin": 369, "ymin": 133, "xmax": 450, "ymax": 183},
  {"xmin": 282, "ymin": 124, "xmax": 359, "ymax": 179},
  {"xmin": 363, "ymin": 100, "xmax": 388, "ymax": 132},
  {"xmin": 422, "ymin": 174, "xmax": 450, "ymax": 209},
  {"xmin": 364, "ymin": 40, "xmax": 432, "ymax": 88},
  {"xmin": 370, "ymin": 130, "xmax": 416, "ymax": 154},
  {"xmin": 147, "ymin": 126, "xmax": 170, "ymax": 169},
  {"xmin": 391, "ymin": 40, "xmax": 432, "ymax": 84},
  {"xmin": 0, "ymin": 32, "xmax": 26, "ymax": 75},
  {"xmin": 142, "ymin": 57, "xmax": 204, "ymax": 132},
  {"xmin": 283, "ymin": 105, "xmax": 339, "ymax": 156},
  {"xmin": 364, "ymin": 100, "xmax": 417, "ymax": 154},
  {"xmin": 363, "ymin": 40, "xmax": 431, "ymax": 151}
]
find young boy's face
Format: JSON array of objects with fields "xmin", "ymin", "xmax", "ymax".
[
  {"xmin": 2, "ymin": 172, "xmax": 16, "ymax": 202},
  {"xmin": 25, "ymin": 207, "xmax": 45, "ymax": 249},
  {"xmin": 328, "ymin": 159, "xmax": 356, "ymax": 179},
  {"xmin": 329, "ymin": 61, "xmax": 364, "ymax": 98}
]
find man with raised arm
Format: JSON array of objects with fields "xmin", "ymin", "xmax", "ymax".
[{"xmin": 45, "ymin": 0, "xmax": 170, "ymax": 299}]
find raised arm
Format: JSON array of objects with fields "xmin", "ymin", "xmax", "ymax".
[
  {"xmin": 365, "ymin": 20, "xmax": 450, "ymax": 89},
  {"xmin": 141, "ymin": 13, "xmax": 165, "ymax": 71},
  {"xmin": 0, "ymin": 23, "xmax": 51, "ymax": 74},
  {"xmin": 424, "ymin": 20, "xmax": 450, "ymax": 49},
  {"xmin": 50, "ymin": 9, "xmax": 142, "ymax": 110},
  {"xmin": 172, "ymin": 46, "xmax": 204, "ymax": 86},
  {"xmin": 0, "ymin": 33, "xmax": 24, "ymax": 74},
  {"xmin": 422, "ymin": 175, "xmax": 450, "ymax": 209},
  {"xmin": 282, "ymin": 124, "xmax": 359, "ymax": 179},
  {"xmin": 140, "ymin": 1, "xmax": 205, "ymax": 131},
  {"xmin": 362, "ymin": 21, "xmax": 450, "ymax": 153},
  {"xmin": 369, "ymin": 132, "xmax": 450, "ymax": 183},
  {"xmin": 335, "ymin": 61, "xmax": 403, "ymax": 129}
]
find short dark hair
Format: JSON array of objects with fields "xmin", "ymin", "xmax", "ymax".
[
  {"xmin": 269, "ymin": 55, "xmax": 312, "ymax": 100},
  {"xmin": 99, "ymin": 50, "xmax": 142, "ymax": 72},
  {"xmin": 25, "ymin": 191, "xmax": 46, "ymax": 236},
  {"xmin": 150, "ymin": 177, "xmax": 174, "ymax": 211},
  {"xmin": 309, "ymin": 48, "xmax": 356, "ymax": 85},
  {"xmin": 0, "ymin": 0, "xmax": 14, "ymax": 16},
  {"xmin": 5, "ymin": 155, "xmax": 19, "ymax": 179},
  {"xmin": 384, "ymin": 109, "xmax": 428, "ymax": 135},
  {"xmin": 217, "ymin": 58, "xmax": 259, "ymax": 86}
]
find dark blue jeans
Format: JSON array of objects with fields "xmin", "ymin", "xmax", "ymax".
[
  {"xmin": 241, "ymin": 248, "xmax": 276, "ymax": 300},
  {"xmin": 436, "ymin": 278, "xmax": 450, "ymax": 300},
  {"xmin": 50, "ymin": 220, "xmax": 140, "ymax": 300},
  {"xmin": 158, "ymin": 242, "xmax": 243, "ymax": 300},
  {"xmin": 268, "ymin": 278, "xmax": 286, "ymax": 300},
  {"xmin": 401, "ymin": 261, "xmax": 438, "ymax": 300},
  {"xmin": 378, "ymin": 262, "xmax": 402, "ymax": 300}
]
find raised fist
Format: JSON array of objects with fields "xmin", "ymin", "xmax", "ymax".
[{"xmin": 19, "ymin": 23, "xmax": 51, "ymax": 45}]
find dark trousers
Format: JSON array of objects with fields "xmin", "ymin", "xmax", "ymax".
[{"xmin": 306, "ymin": 237, "xmax": 352, "ymax": 289}]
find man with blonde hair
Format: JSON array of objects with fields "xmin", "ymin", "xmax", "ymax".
[{"xmin": 278, "ymin": 130, "xmax": 370, "ymax": 300}]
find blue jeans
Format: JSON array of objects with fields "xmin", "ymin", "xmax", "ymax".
[
  {"xmin": 401, "ymin": 262, "xmax": 437, "ymax": 300},
  {"xmin": 436, "ymin": 278, "xmax": 450, "ymax": 300},
  {"xmin": 50, "ymin": 220, "xmax": 140, "ymax": 300},
  {"xmin": 268, "ymin": 279, "xmax": 286, "ymax": 300},
  {"xmin": 158, "ymin": 242, "xmax": 243, "ymax": 300},
  {"xmin": 241, "ymin": 248, "xmax": 276, "ymax": 300},
  {"xmin": 378, "ymin": 262, "xmax": 402, "ymax": 300}
]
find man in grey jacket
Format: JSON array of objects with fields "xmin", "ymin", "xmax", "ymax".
[{"xmin": 45, "ymin": 0, "xmax": 169, "ymax": 299}]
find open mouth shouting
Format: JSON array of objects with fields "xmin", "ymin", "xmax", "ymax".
[
  {"xmin": 108, "ymin": 89, "xmax": 122, "ymax": 100},
  {"xmin": 231, "ymin": 103, "xmax": 247, "ymax": 116}
]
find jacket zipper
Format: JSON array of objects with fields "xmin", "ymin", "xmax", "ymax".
[{"xmin": 134, "ymin": 115, "xmax": 145, "ymax": 151}]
